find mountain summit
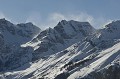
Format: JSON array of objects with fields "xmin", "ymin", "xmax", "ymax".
[{"xmin": 24, "ymin": 20, "xmax": 95, "ymax": 60}]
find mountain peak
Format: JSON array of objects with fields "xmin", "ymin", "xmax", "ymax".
[
  {"xmin": 105, "ymin": 20, "xmax": 120, "ymax": 28},
  {"xmin": 17, "ymin": 22, "xmax": 37, "ymax": 28},
  {"xmin": 96, "ymin": 20, "xmax": 120, "ymax": 40},
  {"xmin": 60, "ymin": 20, "xmax": 68, "ymax": 25},
  {"xmin": 0, "ymin": 18, "xmax": 6, "ymax": 21},
  {"xmin": 57, "ymin": 20, "xmax": 91, "ymax": 27},
  {"xmin": 54, "ymin": 20, "xmax": 95, "ymax": 38},
  {"xmin": 0, "ymin": 18, "xmax": 13, "ymax": 26}
]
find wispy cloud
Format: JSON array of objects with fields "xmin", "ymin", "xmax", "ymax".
[
  {"xmin": 26, "ymin": 12, "xmax": 41, "ymax": 25},
  {"xmin": 0, "ymin": 11, "xmax": 13, "ymax": 22},
  {"xmin": 0, "ymin": 12, "xmax": 7, "ymax": 19},
  {"xmin": 0, "ymin": 11, "xmax": 112, "ymax": 29},
  {"xmin": 26, "ymin": 12, "xmax": 112, "ymax": 30},
  {"xmin": 47, "ymin": 12, "xmax": 94, "ymax": 28}
]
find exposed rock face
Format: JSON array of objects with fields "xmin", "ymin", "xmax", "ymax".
[
  {"xmin": 17, "ymin": 22, "xmax": 40, "ymax": 38},
  {"xmin": 0, "ymin": 18, "xmax": 41, "ymax": 45},
  {"xmin": 0, "ymin": 18, "xmax": 41, "ymax": 71},
  {"xmin": 100, "ymin": 20, "xmax": 120, "ymax": 39}
]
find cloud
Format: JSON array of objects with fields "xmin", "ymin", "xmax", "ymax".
[
  {"xmin": 26, "ymin": 12, "xmax": 112, "ymax": 30},
  {"xmin": 48, "ymin": 12, "xmax": 112, "ymax": 29},
  {"xmin": 46, "ymin": 12, "xmax": 95, "ymax": 28},
  {"xmin": 91, "ymin": 17, "xmax": 112, "ymax": 28},
  {"xmin": 26, "ymin": 12, "xmax": 41, "ymax": 24},
  {"xmin": 0, "ymin": 12, "xmax": 5, "ymax": 19},
  {"xmin": 0, "ymin": 11, "xmax": 13, "ymax": 22}
]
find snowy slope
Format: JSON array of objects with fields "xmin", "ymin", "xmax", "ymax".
[
  {"xmin": 3, "ymin": 36, "xmax": 120, "ymax": 79},
  {"xmin": 0, "ymin": 20, "xmax": 120, "ymax": 79},
  {"xmin": 22, "ymin": 20, "xmax": 95, "ymax": 61},
  {"xmin": 68, "ymin": 42, "xmax": 120, "ymax": 79}
]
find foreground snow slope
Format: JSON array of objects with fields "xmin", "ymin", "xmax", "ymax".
[
  {"xmin": 3, "ymin": 37, "xmax": 120, "ymax": 79},
  {"xmin": 68, "ymin": 42, "xmax": 120, "ymax": 79}
]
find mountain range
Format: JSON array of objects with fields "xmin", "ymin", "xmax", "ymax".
[{"xmin": 0, "ymin": 18, "xmax": 120, "ymax": 79}]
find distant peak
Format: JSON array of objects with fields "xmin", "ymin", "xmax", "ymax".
[
  {"xmin": 112, "ymin": 20, "xmax": 120, "ymax": 23},
  {"xmin": 69, "ymin": 20, "xmax": 90, "ymax": 24},
  {"xmin": 0, "ymin": 18, "xmax": 6, "ymax": 20},
  {"xmin": 56, "ymin": 20, "xmax": 68, "ymax": 26},
  {"xmin": 61, "ymin": 20, "xmax": 68, "ymax": 23},
  {"xmin": 17, "ymin": 22, "xmax": 38, "ymax": 28},
  {"xmin": 0, "ymin": 18, "xmax": 14, "ymax": 27},
  {"xmin": 17, "ymin": 22, "xmax": 33, "ymax": 26},
  {"xmin": 57, "ymin": 20, "xmax": 90, "ymax": 26},
  {"xmin": 105, "ymin": 20, "xmax": 120, "ymax": 28},
  {"xmin": 25, "ymin": 22, "xmax": 35, "ymax": 26},
  {"xmin": 0, "ymin": 18, "xmax": 11, "ymax": 23}
]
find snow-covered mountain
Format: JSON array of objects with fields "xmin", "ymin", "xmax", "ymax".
[
  {"xmin": 22, "ymin": 20, "xmax": 95, "ymax": 61},
  {"xmin": 0, "ymin": 19, "xmax": 120, "ymax": 79},
  {"xmin": 0, "ymin": 18, "xmax": 41, "ymax": 71},
  {"xmin": 0, "ymin": 18, "xmax": 41, "ymax": 45}
]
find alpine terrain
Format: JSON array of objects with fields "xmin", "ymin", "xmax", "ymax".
[{"xmin": 0, "ymin": 18, "xmax": 120, "ymax": 79}]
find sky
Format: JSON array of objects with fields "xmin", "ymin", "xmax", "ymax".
[{"xmin": 0, "ymin": 0, "xmax": 120, "ymax": 29}]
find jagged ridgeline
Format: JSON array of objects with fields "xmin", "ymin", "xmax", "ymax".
[{"xmin": 0, "ymin": 19, "xmax": 120, "ymax": 79}]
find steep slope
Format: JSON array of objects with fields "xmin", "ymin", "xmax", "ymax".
[
  {"xmin": 100, "ymin": 20, "xmax": 120, "ymax": 39},
  {"xmin": 23, "ymin": 20, "xmax": 95, "ymax": 61},
  {"xmin": 0, "ymin": 18, "xmax": 41, "ymax": 45},
  {"xmin": 67, "ymin": 20, "xmax": 120, "ymax": 79},
  {"xmin": 0, "ymin": 20, "xmax": 96, "ymax": 79},
  {"xmin": 0, "ymin": 18, "xmax": 41, "ymax": 71},
  {"xmin": 68, "ymin": 42, "xmax": 120, "ymax": 79}
]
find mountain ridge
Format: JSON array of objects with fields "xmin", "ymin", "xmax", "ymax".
[{"xmin": 0, "ymin": 19, "xmax": 120, "ymax": 79}]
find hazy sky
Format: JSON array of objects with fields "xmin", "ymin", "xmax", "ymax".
[{"xmin": 0, "ymin": 0, "xmax": 120, "ymax": 29}]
